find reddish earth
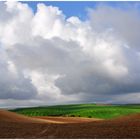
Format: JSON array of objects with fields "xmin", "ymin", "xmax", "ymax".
[{"xmin": 0, "ymin": 109, "xmax": 140, "ymax": 138}]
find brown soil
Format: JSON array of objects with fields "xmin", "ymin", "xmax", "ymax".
[
  {"xmin": 0, "ymin": 109, "xmax": 59, "ymax": 124},
  {"xmin": 0, "ymin": 109, "xmax": 140, "ymax": 138}
]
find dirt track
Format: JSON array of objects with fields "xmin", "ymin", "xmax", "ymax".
[
  {"xmin": 34, "ymin": 116, "xmax": 103, "ymax": 123},
  {"xmin": 0, "ymin": 109, "xmax": 140, "ymax": 138}
]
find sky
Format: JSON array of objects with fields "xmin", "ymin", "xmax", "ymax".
[
  {"xmin": 0, "ymin": 1, "xmax": 140, "ymax": 108},
  {"xmin": 22, "ymin": 1, "xmax": 140, "ymax": 20}
]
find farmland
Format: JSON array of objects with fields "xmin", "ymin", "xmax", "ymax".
[
  {"xmin": 12, "ymin": 104, "xmax": 140, "ymax": 119},
  {"xmin": 1, "ymin": 105, "xmax": 140, "ymax": 138}
]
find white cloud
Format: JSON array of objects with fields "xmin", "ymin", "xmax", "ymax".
[
  {"xmin": 88, "ymin": 4, "xmax": 140, "ymax": 49},
  {"xmin": 0, "ymin": 1, "xmax": 140, "ymax": 107}
]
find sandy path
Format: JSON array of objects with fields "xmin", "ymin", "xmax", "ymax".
[{"xmin": 34, "ymin": 116, "xmax": 103, "ymax": 123}]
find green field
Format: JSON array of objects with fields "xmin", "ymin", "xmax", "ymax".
[{"xmin": 12, "ymin": 104, "xmax": 140, "ymax": 119}]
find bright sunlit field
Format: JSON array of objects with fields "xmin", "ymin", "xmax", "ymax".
[{"xmin": 12, "ymin": 104, "xmax": 140, "ymax": 119}]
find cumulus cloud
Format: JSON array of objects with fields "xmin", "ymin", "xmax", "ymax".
[
  {"xmin": 0, "ymin": 44, "xmax": 37, "ymax": 100},
  {"xmin": 0, "ymin": 1, "xmax": 140, "ymax": 107},
  {"xmin": 88, "ymin": 4, "xmax": 140, "ymax": 49}
]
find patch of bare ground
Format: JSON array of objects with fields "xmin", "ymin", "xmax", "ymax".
[
  {"xmin": 34, "ymin": 116, "xmax": 103, "ymax": 123},
  {"xmin": 0, "ymin": 109, "xmax": 140, "ymax": 138}
]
